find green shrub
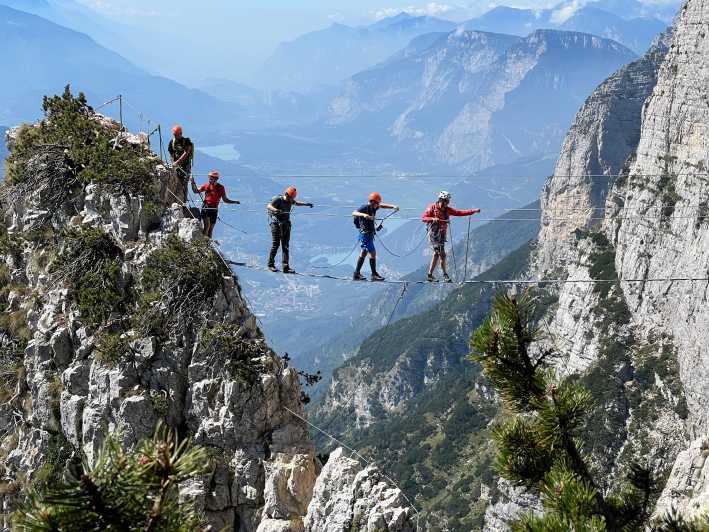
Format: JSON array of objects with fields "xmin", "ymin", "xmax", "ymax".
[
  {"xmin": 6, "ymin": 86, "xmax": 157, "ymax": 197},
  {"xmin": 197, "ymin": 323, "xmax": 265, "ymax": 384},
  {"xmin": 94, "ymin": 331, "xmax": 132, "ymax": 366},
  {"xmin": 50, "ymin": 227, "xmax": 130, "ymax": 327},
  {"xmin": 135, "ymin": 236, "xmax": 228, "ymax": 338}
]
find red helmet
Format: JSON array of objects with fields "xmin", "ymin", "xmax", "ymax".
[
  {"xmin": 172, "ymin": 125, "xmax": 183, "ymax": 135},
  {"xmin": 369, "ymin": 192, "xmax": 382, "ymax": 203},
  {"xmin": 208, "ymin": 170, "xmax": 220, "ymax": 179},
  {"xmin": 285, "ymin": 186, "xmax": 297, "ymax": 199}
]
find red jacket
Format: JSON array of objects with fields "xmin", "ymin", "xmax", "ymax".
[{"xmin": 422, "ymin": 203, "xmax": 477, "ymax": 236}]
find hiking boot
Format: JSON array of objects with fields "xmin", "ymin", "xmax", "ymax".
[
  {"xmin": 283, "ymin": 266, "xmax": 296, "ymax": 274},
  {"xmin": 371, "ymin": 273, "xmax": 385, "ymax": 282},
  {"xmin": 427, "ymin": 274, "xmax": 438, "ymax": 282},
  {"xmin": 353, "ymin": 272, "xmax": 367, "ymax": 281},
  {"xmin": 267, "ymin": 264, "xmax": 278, "ymax": 272},
  {"xmin": 443, "ymin": 274, "xmax": 453, "ymax": 283}
]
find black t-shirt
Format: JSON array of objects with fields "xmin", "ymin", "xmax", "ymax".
[
  {"xmin": 355, "ymin": 204, "xmax": 378, "ymax": 234},
  {"xmin": 168, "ymin": 137, "xmax": 193, "ymax": 167},
  {"xmin": 269, "ymin": 195, "xmax": 292, "ymax": 223}
]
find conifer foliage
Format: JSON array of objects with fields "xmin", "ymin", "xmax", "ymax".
[
  {"xmin": 13, "ymin": 425, "xmax": 209, "ymax": 532},
  {"xmin": 469, "ymin": 292, "xmax": 654, "ymax": 531}
]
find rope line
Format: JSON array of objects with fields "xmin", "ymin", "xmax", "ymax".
[
  {"xmin": 463, "ymin": 216, "xmax": 472, "ymax": 282},
  {"xmin": 226, "ymin": 260, "xmax": 709, "ymax": 286},
  {"xmin": 188, "ymin": 172, "xmax": 709, "ymax": 179}
]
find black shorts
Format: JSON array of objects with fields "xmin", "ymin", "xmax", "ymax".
[
  {"xmin": 201, "ymin": 206, "xmax": 218, "ymax": 224},
  {"xmin": 429, "ymin": 231, "xmax": 446, "ymax": 253}
]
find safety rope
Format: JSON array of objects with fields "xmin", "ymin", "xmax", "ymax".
[
  {"xmin": 449, "ymin": 221, "xmax": 458, "ymax": 281},
  {"xmin": 463, "ymin": 216, "xmax": 472, "ymax": 282},
  {"xmin": 225, "ymin": 260, "xmax": 709, "ymax": 287}
]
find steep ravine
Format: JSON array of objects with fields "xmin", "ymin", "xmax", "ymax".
[{"xmin": 0, "ymin": 111, "xmax": 415, "ymax": 531}]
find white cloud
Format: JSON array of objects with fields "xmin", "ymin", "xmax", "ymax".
[
  {"xmin": 370, "ymin": 3, "xmax": 455, "ymax": 21},
  {"xmin": 79, "ymin": 0, "xmax": 159, "ymax": 17},
  {"xmin": 328, "ymin": 12, "xmax": 346, "ymax": 23},
  {"xmin": 549, "ymin": 0, "xmax": 584, "ymax": 24}
]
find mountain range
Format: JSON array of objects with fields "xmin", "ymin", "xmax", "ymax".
[
  {"xmin": 254, "ymin": 1, "xmax": 668, "ymax": 92},
  {"xmin": 464, "ymin": 4, "xmax": 666, "ymax": 53},
  {"xmin": 255, "ymin": 13, "xmax": 457, "ymax": 91},
  {"xmin": 313, "ymin": 29, "xmax": 636, "ymax": 174},
  {"xmin": 0, "ymin": 4, "xmax": 238, "ymax": 136}
]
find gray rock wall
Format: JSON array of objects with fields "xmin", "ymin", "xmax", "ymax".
[{"xmin": 0, "ymin": 118, "xmax": 415, "ymax": 532}]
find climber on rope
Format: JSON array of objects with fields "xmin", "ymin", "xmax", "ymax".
[
  {"xmin": 422, "ymin": 191, "xmax": 480, "ymax": 283},
  {"xmin": 167, "ymin": 125, "xmax": 194, "ymax": 202},
  {"xmin": 190, "ymin": 170, "xmax": 240, "ymax": 239},
  {"xmin": 352, "ymin": 192, "xmax": 399, "ymax": 281},
  {"xmin": 266, "ymin": 186, "xmax": 314, "ymax": 273}
]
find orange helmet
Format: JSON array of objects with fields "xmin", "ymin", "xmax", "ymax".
[
  {"xmin": 369, "ymin": 192, "xmax": 382, "ymax": 203},
  {"xmin": 285, "ymin": 186, "xmax": 297, "ymax": 199},
  {"xmin": 208, "ymin": 170, "xmax": 220, "ymax": 179},
  {"xmin": 172, "ymin": 125, "xmax": 183, "ymax": 135}
]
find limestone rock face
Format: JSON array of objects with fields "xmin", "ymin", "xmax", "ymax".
[
  {"xmin": 0, "ymin": 116, "xmax": 411, "ymax": 531},
  {"xmin": 490, "ymin": 0, "xmax": 709, "ymax": 528},
  {"xmin": 304, "ymin": 448, "xmax": 416, "ymax": 532},
  {"xmin": 535, "ymin": 29, "xmax": 671, "ymax": 275}
]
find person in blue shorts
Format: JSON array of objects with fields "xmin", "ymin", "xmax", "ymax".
[{"xmin": 352, "ymin": 192, "xmax": 399, "ymax": 281}]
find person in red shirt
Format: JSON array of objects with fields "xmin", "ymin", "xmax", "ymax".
[
  {"xmin": 190, "ymin": 170, "xmax": 240, "ymax": 238},
  {"xmin": 421, "ymin": 191, "xmax": 480, "ymax": 282}
]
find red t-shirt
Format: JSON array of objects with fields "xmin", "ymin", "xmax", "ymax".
[
  {"xmin": 421, "ymin": 204, "xmax": 476, "ymax": 236},
  {"xmin": 199, "ymin": 183, "xmax": 226, "ymax": 208}
]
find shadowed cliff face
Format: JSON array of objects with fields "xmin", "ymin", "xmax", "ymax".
[{"xmin": 0, "ymin": 110, "xmax": 416, "ymax": 532}]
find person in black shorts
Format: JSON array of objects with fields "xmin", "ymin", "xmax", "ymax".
[{"xmin": 190, "ymin": 170, "xmax": 240, "ymax": 238}]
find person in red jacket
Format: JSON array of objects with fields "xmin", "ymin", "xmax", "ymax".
[
  {"xmin": 421, "ymin": 191, "xmax": 480, "ymax": 282},
  {"xmin": 190, "ymin": 170, "xmax": 240, "ymax": 238}
]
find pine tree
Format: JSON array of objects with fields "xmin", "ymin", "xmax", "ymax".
[
  {"xmin": 469, "ymin": 292, "xmax": 656, "ymax": 531},
  {"xmin": 13, "ymin": 424, "xmax": 209, "ymax": 532}
]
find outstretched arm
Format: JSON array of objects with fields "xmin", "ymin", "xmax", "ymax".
[
  {"xmin": 295, "ymin": 200, "xmax": 314, "ymax": 208},
  {"xmin": 380, "ymin": 203, "xmax": 399, "ymax": 211},
  {"xmin": 447, "ymin": 207, "xmax": 480, "ymax": 217},
  {"xmin": 190, "ymin": 179, "xmax": 200, "ymax": 194},
  {"xmin": 223, "ymin": 195, "xmax": 240, "ymax": 205}
]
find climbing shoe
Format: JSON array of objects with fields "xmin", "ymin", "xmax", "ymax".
[
  {"xmin": 283, "ymin": 266, "xmax": 296, "ymax": 274},
  {"xmin": 427, "ymin": 274, "xmax": 438, "ymax": 282},
  {"xmin": 353, "ymin": 272, "xmax": 367, "ymax": 281},
  {"xmin": 443, "ymin": 274, "xmax": 453, "ymax": 283},
  {"xmin": 371, "ymin": 273, "xmax": 385, "ymax": 282},
  {"xmin": 268, "ymin": 264, "xmax": 278, "ymax": 272}
]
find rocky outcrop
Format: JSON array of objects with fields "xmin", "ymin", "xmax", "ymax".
[
  {"xmin": 304, "ymin": 448, "xmax": 415, "ymax": 532},
  {"xmin": 0, "ymin": 116, "xmax": 415, "ymax": 531}
]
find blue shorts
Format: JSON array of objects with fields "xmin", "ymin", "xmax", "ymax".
[{"xmin": 358, "ymin": 233, "xmax": 376, "ymax": 253}]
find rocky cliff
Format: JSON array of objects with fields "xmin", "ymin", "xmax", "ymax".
[
  {"xmin": 0, "ymin": 104, "xmax": 415, "ymax": 531},
  {"xmin": 483, "ymin": 0, "xmax": 709, "ymax": 526}
]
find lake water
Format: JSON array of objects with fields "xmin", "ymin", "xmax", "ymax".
[{"xmin": 200, "ymin": 145, "xmax": 241, "ymax": 161}]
